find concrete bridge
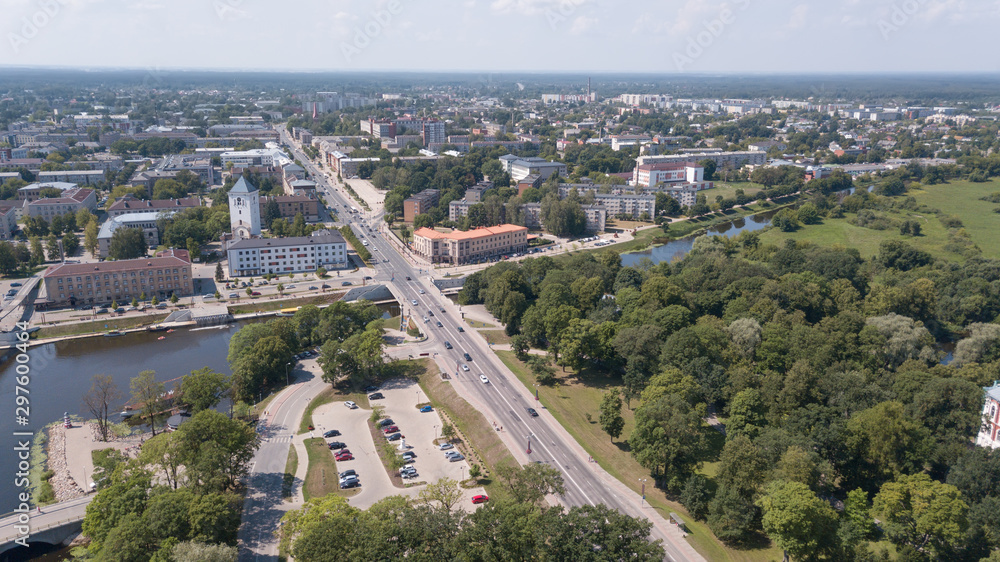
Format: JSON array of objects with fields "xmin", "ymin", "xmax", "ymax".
[{"xmin": 0, "ymin": 496, "xmax": 92, "ymax": 555}]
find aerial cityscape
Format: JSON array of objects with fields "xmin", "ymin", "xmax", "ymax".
[{"xmin": 2, "ymin": 2, "xmax": 1000, "ymax": 562}]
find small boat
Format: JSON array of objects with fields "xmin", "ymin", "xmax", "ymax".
[
  {"xmin": 166, "ymin": 329, "xmax": 175, "ymax": 333},
  {"xmin": 146, "ymin": 325, "xmax": 168, "ymax": 332},
  {"xmin": 157, "ymin": 336, "xmax": 166, "ymax": 341},
  {"xmin": 105, "ymin": 330, "xmax": 125, "ymax": 337}
]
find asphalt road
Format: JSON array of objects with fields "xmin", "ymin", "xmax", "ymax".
[{"xmin": 274, "ymin": 130, "xmax": 699, "ymax": 562}]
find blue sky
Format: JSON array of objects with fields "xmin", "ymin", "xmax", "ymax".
[{"xmin": 1, "ymin": 0, "xmax": 997, "ymax": 74}]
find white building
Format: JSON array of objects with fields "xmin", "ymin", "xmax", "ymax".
[
  {"xmin": 226, "ymin": 230, "xmax": 348, "ymax": 277},
  {"xmin": 97, "ymin": 211, "xmax": 172, "ymax": 258},
  {"xmin": 977, "ymin": 382, "xmax": 1000, "ymax": 449},
  {"xmin": 499, "ymin": 155, "xmax": 567, "ymax": 182},
  {"xmin": 221, "ymin": 148, "xmax": 291, "ymax": 168},
  {"xmin": 229, "ymin": 177, "xmax": 262, "ymax": 239}
]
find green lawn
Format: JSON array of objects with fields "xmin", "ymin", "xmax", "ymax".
[
  {"xmin": 464, "ymin": 319, "xmax": 495, "ymax": 329},
  {"xmin": 708, "ymin": 182, "xmax": 766, "ymax": 201},
  {"xmin": 479, "ymin": 329, "xmax": 511, "ymax": 346},
  {"xmin": 758, "ymin": 179, "xmax": 1000, "ymax": 260},
  {"xmin": 282, "ymin": 445, "xmax": 298, "ymax": 501},
  {"xmin": 495, "ymin": 350, "xmax": 782, "ymax": 562},
  {"xmin": 302, "ymin": 437, "xmax": 356, "ymax": 500}
]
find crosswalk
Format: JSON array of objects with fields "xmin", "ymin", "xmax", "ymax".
[{"xmin": 263, "ymin": 434, "xmax": 293, "ymax": 444}]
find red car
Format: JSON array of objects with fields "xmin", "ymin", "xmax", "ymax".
[
  {"xmin": 251, "ymin": 291, "xmax": 261, "ymax": 296},
  {"xmin": 472, "ymin": 494, "xmax": 489, "ymax": 504},
  {"xmin": 382, "ymin": 425, "xmax": 399, "ymax": 434},
  {"xmin": 335, "ymin": 452, "xmax": 353, "ymax": 461}
]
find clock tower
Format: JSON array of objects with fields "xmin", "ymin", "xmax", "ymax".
[{"xmin": 228, "ymin": 176, "xmax": 261, "ymax": 239}]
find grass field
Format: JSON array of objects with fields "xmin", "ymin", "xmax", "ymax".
[
  {"xmin": 495, "ymin": 350, "xmax": 782, "ymax": 562},
  {"xmin": 282, "ymin": 446, "xmax": 298, "ymax": 501},
  {"xmin": 759, "ymin": 179, "xmax": 1000, "ymax": 260},
  {"xmin": 479, "ymin": 329, "xmax": 511, "ymax": 346},
  {"xmin": 303, "ymin": 437, "xmax": 357, "ymax": 500},
  {"xmin": 35, "ymin": 313, "xmax": 170, "ymax": 339},
  {"xmin": 228, "ymin": 292, "xmax": 344, "ymax": 315},
  {"xmin": 464, "ymin": 319, "xmax": 495, "ymax": 329}
]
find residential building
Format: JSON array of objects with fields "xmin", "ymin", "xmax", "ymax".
[
  {"xmin": 977, "ymin": 381, "xmax": 1000, "ymax": 449},
  {"xmin": 499, "ymin": 155, "xmax": 568, "ymax": 182},
  {"xmin": 421, "ymin": 120, "xmax": 446, "ymax": 146},
  {"xmin": 225, "ymin": 230, "xmax": 347, "ymax": 277},
  {"xmin": 327, "ymin": 151, "xmax": 381, "ymax": 177},
  {"xmin": 42, "ymin": 249, "xmax": 193, "ymax": 307},
  {"xmin": 17, "ymin": 182, "xmax": 79, "ymax": 204},
  {"xmin": 522, "ymin": 203, "xmax": 607, "ymax": 233},
  {"xmin": 107, "ymin": 196, "xmax": 202, "ymax": 218},
  {"xmin": 260, "ymin": 195, "xmax": 320, "ymax": 222},
  {"xmin": 157, "ymin": 154, "xmax": 216, "ymax": 186},
  {"xmin": 633, "ymin": 151, "xmax": 766, "ymax": 183},
  {"xmin": 25, "ymin": 188, "xmax": 97, "ymax": 219},
  {"xmin": 635, "ymin": 162, "xmax": 708, "ymax": 188},
  {"xmin": 413, "ymin": 224, "xmax": 528, "ymax": 265},
  {"xmin": 130, "ymin": 170, "xmax": 179, "ymax": 195},
  {"xmin": 593, "ymin": 193, "xmax": 656, "ymax": 219},
  {"xmin": 0, "ymin": 203, "xmax": 18, "ymax": 240},
  {"xmin": 97, "ymin": 211, "xmax": 171, "ymax": 258},
  {"xmin": 359, "ymin": 119, "xmax": 397, "ymax": 139},
  {"xmin": 449, "ymin": 199, "xmax": 475, "ymax": 222},
  {"xmin": 0, "ymin": 158, "xmax": 44, "ymax": 172},
  {"xmin": 404, "ymin": 189, "xmax": 440, "ymax": 223},
  {"xmin": 284, "ymin": 178, "xmax": 317, "ymax": 197},
  {"xmin": 541, "ymin": 93, "xmax": 597, "ymax": 104},
  {"xmin": 220, "ymin": 148, "xmax": 291, "ymax": 168}
]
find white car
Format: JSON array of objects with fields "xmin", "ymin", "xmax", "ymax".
[
  {"xmin": 345, "ymin": 401, "xmax": 357, "ymax": 409},
  {"xmin": 438, "ymin": 443, "xmax": 454, "ymax": 451},
  {"xmin": 461, "ymin": 365, "xmax": 470, "ymax": 372},
  {"xmin": 479, "ymin": 374, "xmax": 490, "ymax": 384}
]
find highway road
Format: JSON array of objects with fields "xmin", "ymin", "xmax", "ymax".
[{"xmin": 275, "ymin": 129, "xmax": 701, "ymax": 562}]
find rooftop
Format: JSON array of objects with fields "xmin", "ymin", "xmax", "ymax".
[
  {"xmin": 226, "ymin": 230, "xmax": 345, "ymax": 251},
  {"xmin": 43, "ymin": 249, "xmax": 191, "ymax": 278},
  {"xmin": 415, "ymin": 224, "xmax": 527, "ymax": 241}
]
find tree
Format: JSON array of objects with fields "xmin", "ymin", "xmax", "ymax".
[
  {"xmin": 418, "ymin": 477, "xmax": 463, "ymax": 512},
  {"xmin": 170, "ymin": 293, "xmax": 179, "ymax": 304},
  {"xmin": 318, "ymin": 324, "xmax": 385, "ymax": 386},
  {"xmin": 29, "ymin": 236, "xmax": 44, "ymax": 266},
  {"xmin": 61, "ymin": 232, "xmax": 79, "ymax": 256},
  {"xmin": 0, "ymin": 242, "xmax": 17, "ymax": 275},
  {"xmin": 108, "ymin": 227, "xmax": 147, "ymax": 260},
  {"xmin": 757, "ymin": 480, "xmax": 840, "ymax": 562},
  {"xmin": 138, "ymin": 432, "xmax": 184, "ymax": 490},
  {"xmin": 681, "ymin": 474, "xmax": 712, "ymax": 521},
  {"xmin": 872, "ymin": 473, "xmax": 968, "ymax": 559},
  {"xmin": 171, "ymin": 542, "xmax": 238, "ymax": 562},
  {"xmin": 316, "ymin": 267, "xmax": 327, "ymax": 278},
  {"xmin": 599, "ymin": 389, "xmax": 625, "ymax": 442},
  {"xmin": 510, "ymin": 334, "xmax": 530, "ymax": 360},
  {"xmin": 177, "ymin": 367, "xmax": 229, "ymax": 413},
  {"xmin": 130, "ymin": 370, "xmax": 166, "ymax": 436},
  {"xmin": 84, "ymin": 220, "xmax": 99, "ymax": 256},
  {"xmin": 494, "ymin": 462, "xmax": 567, "ymax": 505},
  {"xmin": 172, "ymin": 409, "xmax": 259, "ymax": 493},
  {"xmin": 46, "ymin": 232, "xmax": 60, "ymax": 261},
  {"xmin": 82, "ymin": 374, "xmax": 123, "ymax": 442},
  {"xmin": 215, "ymin": 262, "xmax": 224, "ymax": 282},
  {"xmin": 187, "ymin": 237, "xmax": 201, "ymax": 262},
  {"xmin": 629, "ymin": 393, "xmax": 709, "ymax": 493},
  {"xmin": 441, "ymin": 421, "xmax": 456, "ymax": 441},
  {"xmin": 544, "ymin": 503, "xmax": 665, "ymax": 561},
  {"xmin": 846, "ymin": 401, "xmax": 929, "ymax": 483}
]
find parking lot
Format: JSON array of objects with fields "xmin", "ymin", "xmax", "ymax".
[{"xmin": 310, "ymin": 377, "xmax": 486, "ymax": 510}]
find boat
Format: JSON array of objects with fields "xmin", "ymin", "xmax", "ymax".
[
  {"xmin": 146, "ymin": 325, "xmax": 168, "ymax": 332},
  {"xmin": 166, "ymin": 329, "xmax": 175, "ymax": 333},
  {"xmin": 105, "ymin": 330, "xmax": 125, "ymax": 337},
  {"xmin": 157, "ymin": 336, "xmax": 166, "ymax": 341}
]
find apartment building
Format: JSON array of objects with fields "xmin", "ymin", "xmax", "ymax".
[
  {"xmin": 157, "ymin": 154, "xmax": 216, "ymax": 186},
  {"xmin": 413, "ymin": 224, "xmax": 528, "ymax": 265},
  {"xmin": 522, "ymin": 203, "xmax": 607, "ymax": 233},
  {"xmin": 42, "ymin": 249, "xmax": 193, "ymax": 307},
  {"xmin": 36, "ymin": 170, "xmax": 107, "ymax": 185},
  {"xmin": 25, "ymin": 188, "xmax": 97, "ymax": 219},
  {"xmin": 260, "ymin": 195, "xmax": 320, "ymax": 222},
  {"xmin": 499, "ymin": 155, "xmax": 567, "ymax": 182},
  {"xmin": 403, "ymin": 189, "xmax": 440, "ymax": 223},
  {"xmin": 221, "ymin": 148, "xmax": 291, "ymax": 168},
  {"xmin": 633, "ymin": 151, "xmax": 766, "ymax": 183},
  {"xmin": 225, "ymin": 229, "xmax": 348, "ymax": 277},
  {"xmin": 97, "ymin": 212, "xmax": 170, "ymax": 258},
  {"xmin": 0, "ymin": 203, "xmax": 18, "ymax": 240},
  {"xmin": 421, "ymin": 120, "xmax": 446, "ymax": 146},
  {"xmin": 17, "ymin": 182, "xmax": 79, "ymax": 204}
]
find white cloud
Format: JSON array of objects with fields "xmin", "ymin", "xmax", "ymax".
[
  {"xmin": 570, "ymin": 15, "xmax": 597, "ymax": 34},
  {"xmin": 787, "ymin": 4, "xmax": 808, "ymax": 29}
]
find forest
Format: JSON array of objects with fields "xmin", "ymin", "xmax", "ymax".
[{"xmin": 459, "ymin": 216, "xmax": 1000, "ymax": 560}]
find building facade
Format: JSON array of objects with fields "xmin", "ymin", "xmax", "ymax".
[
  {"xmin": 260, "ymin": 195, "xmax": 320, "ymax": 222},
  {"xmin": 633, "ymin": 151, "xmax": 766, "ymax": 183},
  {"xmin": 413, "ymin": 224, "xmax": 528, "ymax": 265},
  {"xmin": 225, "ymin": 230, "xmax": 347, "ymax": 277},
  {"xmin": 97, "ymin": 212, "xmax": 171, "ymax": 258},
  {"xmin": 229, "ymin": 177, "xmax": 262, "ymax": 239},
  {"xmin": 25, "ymin": 188, "xmax": 97, "ymax": 219},
  {"xmin": 977, "ymin": 382, "xmax": 1000, "ymax": 449},
  {"xmin": 107, "ymin": 196, "xmax": 202, "ymax": 218},
  {"xmin": 0, "ymin": 204, "xmax": 17, "ymax": 240},
  {"xmin": 42, "ymin": 249, "xmax": 193, "ymax": 307},
  {"xmin": 403, "ymin": 189, "xmax": 440, "ymax": 223}
]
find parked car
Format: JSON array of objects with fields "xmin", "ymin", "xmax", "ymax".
[
  {"xmin": 250, "ymin": 291, "xmax": 262, "ymax": 296},
  {"xmin": 368, "ymin": 392, "xmax": 384, "ymax": 400},
  {"xmin": 472, "ymin": 494, "xmax": 490, "ymax": 504},
  {"xmin": 382, "ymin": 425, "xmax": 399, "ymax": 434},
  {"xmin": 338, "ymin": 469, "xmax": 356, "ymax": 479},
  {"xmin": 323, "ymin": 429, "xmax": 341, "ymax": 438},
  {"xmin": 228, "ymin": 293, "xmax": 238, "ymax": 298},
  {"xmin": 526, "ymin": 408, "xmax": 538, "ymax": 417},
  {"xmin": 386, "ymin": 433, "xmax": 403, "ymax": 441},
  {"xmin": 364, "ymin": 385, "xmax": 380, "ymax": 392},
  {"xmin": 419, "ymin": 405, "xmax": 434, "ymax": 413},
  {"xmin": 340, "ymin": 479, "xmax": 359, "ymax": 489},
  {"xmin": 448, "ymin": 453, "xmax": 465, "ymax": 462},
  {"xmin": 328, "ymin": 441, "xmax": 347, "ymax": 450},
  {"xmin": 335, "ymin": 452, "xmax": 354, "ymax": 461},
  {"xmin": 345, "ymin": 401, "xmax": 357, "ymax": 409},
  {"xmin": 438, "ymin": 443, "xmax": 454, "ymax": 451},
  {"xmin": 10, "ymin": 282, "xmax": 21, "ymax": 287},
  {"xmin": 401, "ymin": 471, "xmax": 417, "ymax": 479},
  {"xmin": 308, "ymin": 286, "xmax": 318, "ymax": 290},
  {"xmin": 322, "ymin": 284, "xmax": 331, "ymax": 289},
  {"xmin": 341, "ymin": 281, "xmax": 353, "ymax": 286},
  {"xmin": 479, "ymin": 374, "xmax": 490, "ymax": 384},
  {"xmin": 378, "ymin": 418, "xmax": 394, "ymax": 427},
  {"xmin": 402, "ymin": 451, "xmax": 416, "ymax": 461}
]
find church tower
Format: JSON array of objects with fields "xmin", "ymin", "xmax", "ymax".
[{"xmin": 229, "ymin": 176, "xmax": 261, "ymax": 239}]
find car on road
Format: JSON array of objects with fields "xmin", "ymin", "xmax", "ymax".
[
  {"xmin": 438, "ymin": 443, "xmax": 454, "ymax": 451},
  {"xmin": 443, "ymin": 341, "xmax": 452, "ymax": 349},
  {"xmin": 308, "ymin": 286, "xmax": 318, "ymax": 290},
  {"xmin": 251, "ymin": 291, "xmax": 262, "ymax": 296},
  {"xmin": 363, "ymin": 276, "xmax": 372, "ymax": 280},
  {"xmin": 428, "ymin": 311, "xmax": 434, "ymax": 316},
  {"xmin": 94, "ymin": 308, "xmax": 108, "ymax": 314},
  {"xmin": 436, "ymin": 321, "xmax": 443, "ymax": 327},
  {"xmin": 322, "ymin": 284, "xmax": 331, "ymax": 289},
  {"xmin": 323, "ymin": 429, "xmax": 341, "ymax": 438},
  {"xmin": 463, "ymin": 353, "xmax": 472, "ymax": 361},
  {"xmin": 405, "ymin": 276, "xmax": 411, "ymax": 281},
  {"xmin": 411, "ymin": 299, "xmax": 418, "ymax": 305},
  {"xmin": 457, "ymin": 326, "xmax": 465, "ymax": 333},
  {"xmin": 461, "ymin": 365, "xmax": 470, "ymax": 372},
  {"xmin": 378, "ymin": 418, "xmax": 394, "ymax": 427},
  {"xmin": 479, "ymin": 374, "xmax": 490, "ymax": 384},
  {"xmin": 10, "ymin": 282, "xmax": 21, "ymax": 287},
  {"xmin": 382, "ymin": 425, "xmax": 399, "ymax": 434},
  {"xmin": 385, "ymin": 433, "xmax": 403, "ymax": 441},
  {"xmin": 419, "ymin": 405, "xmax": 434, "ymax": 413},
  {"xmin": 423, "ymin": 316, "xmax": 429, "ymax": 323},
  {"xmin": 472, "ymin": 494, "xmax": 489, "ymax": 504},
  {"xmin": 338, "ymin": 469, "xmax": 356, "ymax": 479},
  {"xmin": 345, "ymin": 401, "xmax": 357, "ymax": 409},
  {"xmin": 419, "ymin": 289, "xmax": 425, "ymax": 294},
  {"xmin": 228, "ymin": 293, "xmax": 238, "ymax": 298},
  {"xmin": 440, "ymin": 308, "xmax": 445, "ymax": 313},
  {"xmin": 328, "ymin": 441, "xmax": 347, "ymax": 450},
  {"xmin": 368, "ymin": 392, "xmax": 384, "ymax": 400},
  {"xmin": 526, "ymin": 408, "xmax": 538, "ymax": 417},
  {"xmin": 341, "ymin": 281, "xmax": 353, "ymax": 286},
  {"xmin": 335, "ymin": 452, "xmax": 354, "ymax": 461}
]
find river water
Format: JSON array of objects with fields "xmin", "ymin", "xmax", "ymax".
[{"xmin": 621, "ymin": 210, "xmax": 777, "ymax": 267}]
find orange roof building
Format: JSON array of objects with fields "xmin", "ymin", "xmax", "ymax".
[{"xmin": 413, "ymin": 224, "xmax": 528, "ymax": 265}]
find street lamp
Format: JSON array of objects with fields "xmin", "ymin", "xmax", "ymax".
[
  {"xmin": 640, "ymin": 478, "xmax": 647, "ymax": 506},
  {"xmin": 285, "ymin": 362, "xmax": 291, "ymax": 387}
]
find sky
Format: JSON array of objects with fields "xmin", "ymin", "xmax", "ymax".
[{"xmin": 1, "ymin": 0, "xmax": 999, "ymax": 74}]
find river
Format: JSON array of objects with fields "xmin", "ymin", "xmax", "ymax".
[{"xmin": 621, "ymin": 210, "xmax": 777, "ymax": 267}]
